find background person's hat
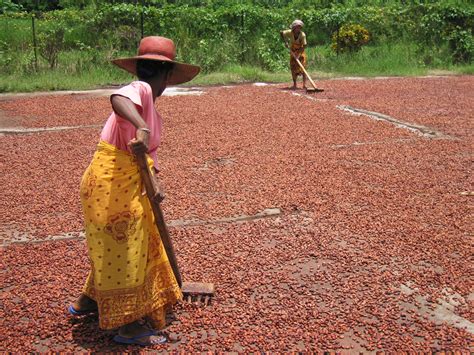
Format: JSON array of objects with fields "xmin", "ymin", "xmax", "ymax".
[
  {"xmin": 291, "ymin": 19, "xmax": 304, "ymax": 28},
  {"xmin": 112, "ymin": 36, "xmax": 200, "ymax": 85}
]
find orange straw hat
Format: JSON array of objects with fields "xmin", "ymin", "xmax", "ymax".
[{"xmin": 112, "ymin": 36, "xmax": 200, "ymax": 85}]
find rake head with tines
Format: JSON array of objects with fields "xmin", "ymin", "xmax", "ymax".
[
  {"xmin": 182, "ymin": 282, "xmax": 215, "ymax": 306},
  {"xmin": 306, "ymin": 87, "xmax": 324, "ymax": 94}
]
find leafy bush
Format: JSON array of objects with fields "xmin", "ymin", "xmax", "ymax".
[
  {"xmin": 418, "ymin": 4, "xmax": 474, "ymax": 63},
  {"xmin": 448, "ymin": 30, "xmax": 473, "ymax": 63},
  {"xmin": 38, "ymin": 24, "xmax": 65, "ymax": 68},
  {"xmin": 42, "ymin": 8, "xmax": 96, "ymax": 48},
  {"xmin": 331, "ymin": 24, "xmax": 370, "ymax": 54},
  {"xmin": 1, "ymin": 1, "xmax": 473, "ymax": 76},
  {"xmin": 1, "ymin": 0, "xmax": 24, "ymax": 14}
]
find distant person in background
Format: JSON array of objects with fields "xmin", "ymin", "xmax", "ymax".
[{"xmin": 280, "ymin": 19, "xmax": 307, "ymax": 90}]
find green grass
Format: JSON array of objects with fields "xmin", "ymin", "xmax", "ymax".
[
  {"xmin": 1, "ymin": 15, "xmax": 472, "ymax": 93},
  {"xmin": 306, "ymin": 42, "xmax": 473, "ymax": 77},
  {"xmin": 457, "ymin": 66, "xmax": 474, "ymax": 74},
  {"xmin": 0, "ymin": 42, "xmax": 472, "ymax": 93},
  {"xmin": 0, "ymin": 65, "xmax": 132, "ymax": 93},
  {"xmin": 1, "ymin": 71, "xmax": 118, "ymax": 93},
  {"xmin": 0, "ymin": 17, "xmax": 32, "ymax": 49},
  {"xmin": 0, "ymin": 48, "xmax": 133, "ymax": 92},
  {"xmin": 433, "ymin": 63, "xmax": 474, "ymax": 75},
  {"xmin": 0, "ymin": 64, "xmax": 290, "ymax": 92},
  {"xmin": 191, "ymin": 65, "xmax": 291, "ymax": 86},
  {"xmin": 308, "ymin": 43, "xmax": 428, "ymax": 77}
]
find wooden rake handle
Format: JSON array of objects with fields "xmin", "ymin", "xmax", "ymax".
[
  {"xmin": 291, "ymin": 51, "xmax": 318, "ymax": 90},
  {"xmin": 134, "ymin": 149, "xmax": 183, "ymax": 288}
]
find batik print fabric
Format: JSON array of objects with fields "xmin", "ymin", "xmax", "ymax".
[
  {"xmin": 80, "ymin": 140, "xmax": 181, "ymax": 330},
  {"xmin": 289, "ymin": 42, "xmax": 307, "ymax": 77}
]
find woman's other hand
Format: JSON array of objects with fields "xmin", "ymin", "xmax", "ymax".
[
  {"xmin": 151, "ymin": 190, "xmax": 165, "ymax": 204},
  {"xmin": 151, "ymin": 174, "xmax": 165, "ymax": 204},
  {"xmin": 280, "ymin": 31, "xmax": 288, "ymax": 48}
]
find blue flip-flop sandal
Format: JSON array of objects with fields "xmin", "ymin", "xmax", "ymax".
[
  {"xmin": 113, "ymin": 330, "xmax": 167, "ymax": 346},
  {"xmin": 68, "ymin": 304, "xmax": 97, "ymax": 316}
]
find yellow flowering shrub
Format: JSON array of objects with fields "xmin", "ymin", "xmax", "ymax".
[{"xmin": 331, "ymin": 24, "xmax": 370, "ymax": 53}]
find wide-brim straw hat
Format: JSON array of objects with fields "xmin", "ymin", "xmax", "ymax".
[{"xmin": 112, "ymin": 36, "xmax": 200, "ymax": 85}]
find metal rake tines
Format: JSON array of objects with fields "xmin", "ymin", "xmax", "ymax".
[
  {"xmin": 184, "ymin": 294, "xmax": 212, "ymax": 306},
  {"xmin": 181, "ymin": 281, "xmax": 215, "ymax": 306}
]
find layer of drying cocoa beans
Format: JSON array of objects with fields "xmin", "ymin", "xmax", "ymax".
[{"xmin": 1, "ymin": 76, "xmax": 472, "ymax": 352}]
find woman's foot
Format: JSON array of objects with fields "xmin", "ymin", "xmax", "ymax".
[
  {"xmin": 69, "ymin": 294, "xmax": 98, "ymax": 315},
  {"xmin": 115, "ymin": 321, "xmax": 168, "ymax": 345}
]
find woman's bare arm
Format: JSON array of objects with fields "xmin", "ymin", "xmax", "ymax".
[
  {"xmin": 280, "ymin": 31, "xmax": 288, "ymax": 48},
  {"xmin": 111, "ymin": 95, "xmax": 165, "ymax": 201},
  {"xmin": 111, "ymin": 95, "xmax": 148, "ymax": 130},
  {"xmin": 111, "ymin": 95, "xmax": 150, "ymax": 153}
]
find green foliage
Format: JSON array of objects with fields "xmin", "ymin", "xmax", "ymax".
[
  {"xmin": 88, "ymin": 3, "xmax": 289, "ymax": 71},
  {"xmin": 417, "ymin": 4, "xmax": 474, "ymax": 63},
  {"xmin": 58, "ymin": 0, "xmax": 92, "ymax": 9},
  {"xmin": 11, "ymin": 0, "xmax": 60, "ymax": 12},
  {"xmin": 0, "ymin": 39, "xmax": 13, "ymax": 70},
  {"xmin": 1, "ymin": 0, "xmax": 23, "ymax": 13},
  {"xmin": 37, "ymin": 24, "xmax": 64, "ymax": 68},
  {"xmin": 448, "ymin": 29, "xmax": 473, "ymax": 63},
  {"xmin": 0, "ymin": 17, "xmax": 36, "ymax": 74},
  {"xmin": 1, "ymin": 1, "xmax": 473, "ymax": 86},
  {"xmin": 331, "ymin": 24, "xmax": 370, "ymax": 53},
  {"xmin": 35, "ymin": 9, "xmax": 90, "ymax": 69}
]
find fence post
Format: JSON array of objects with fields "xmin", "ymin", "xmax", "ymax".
[
  {"xmin": 140, "ymin": 0, "xmax": 144, "ymax": 39},
  {"xmin": 240, "ymin": 9, "xmax": 245, "ymax": 62},
  {"xmin": 31, "ymin": 13, "xmax": 38, "ymax": 72}
]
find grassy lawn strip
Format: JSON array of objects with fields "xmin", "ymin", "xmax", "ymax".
[{"xmin": 1, "ymin": 48, "xmax": 472, "ymax": 93}]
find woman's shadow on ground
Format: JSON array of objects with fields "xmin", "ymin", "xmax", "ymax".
[
  {"xmin": 69, "ymin": 314, "xmax": 123, "ymax": 351},
  {"xmin": 69, "ymin": 312, "xmax": 179, "ymax": 351}
]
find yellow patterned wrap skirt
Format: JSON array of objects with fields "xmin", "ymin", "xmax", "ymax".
[
  {"xmin": 80, "ymin": 140, "xmax": 182, "ymax": 330},
  {"xmin": 290, "ymin": 42, "xmax": 307, "ymax": 77}
]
